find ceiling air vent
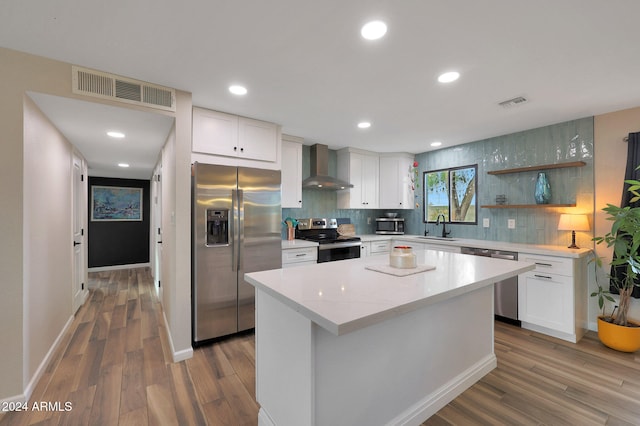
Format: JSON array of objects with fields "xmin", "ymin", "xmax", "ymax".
[
  {"xmin": 72, "ymin": 65, "xmax": 176, "ymax": 112},
  {"xmin": 498, "ymin": 96, "xmax": 528, "ymax": 108}
]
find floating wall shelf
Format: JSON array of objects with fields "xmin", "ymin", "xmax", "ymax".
[
  {"xmin": 480, "ymin": 203, "xmax": 577, "ymax": 209},
  {"xmin": 486, "ymin": 161, "xmax": 586, "ymax": 175}
]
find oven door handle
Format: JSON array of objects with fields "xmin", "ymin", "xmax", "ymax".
[{"xmin": 318, "ymin": 241, "xmax": 361, "ymax": 250}]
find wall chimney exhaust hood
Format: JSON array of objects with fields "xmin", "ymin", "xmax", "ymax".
[{"xmin": 302, "ymin": 144, "xmax": 353, "ymax": 190}]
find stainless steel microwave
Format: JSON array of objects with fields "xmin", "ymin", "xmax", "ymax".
[{"xmin": 375, "ymin": 218, "xmax": 404, "ymax": 235}]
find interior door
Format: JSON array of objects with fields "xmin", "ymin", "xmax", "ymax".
[
  {"xmin": 152, "ymin": 166, "xmax": 163, "ymax": 298},
  {"xmin": 72, "ymin": 153, "xmax": 87, "ymax": 312}
]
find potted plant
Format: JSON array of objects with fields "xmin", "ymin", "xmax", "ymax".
[{"xmin": 592, "ymin": 173, "xmax": 640, "ymax": 352}]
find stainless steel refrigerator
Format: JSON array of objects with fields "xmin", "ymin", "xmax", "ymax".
[{"xmin": 192, "ymin": 162, "xmax": 282, "ymax": 343}]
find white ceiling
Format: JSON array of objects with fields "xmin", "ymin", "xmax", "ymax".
[{"xmin": 4, "ymin": 1, "xmax": 640, "ymax": 178}]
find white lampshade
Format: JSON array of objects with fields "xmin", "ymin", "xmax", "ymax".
[{"xmin": 557, "ymin": 214, "xmax": 590, "ymax": 231}]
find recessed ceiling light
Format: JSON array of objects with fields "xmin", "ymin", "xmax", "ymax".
[
  {"xmin": 107, "ymin": 131, "xmax": 125, "ymax": 138},
  {"xmin": 361, "ymin": 20, "xmax": 387, "ymax": 40},
  {"xmin": 118, "ymin": 163, "xmax": 130, "ymax": 168},
  {"xmin": 430, "ymin": 141, "xmax": 442, "ymax": 147},
  {"xmin": 357, "ymin": 121, "xmax": 371, "ymax": 129},
  {"xmin": 437, "ymin": 71, "xmax": 460, "ymax": 83},
  {"xmin": 229, "ymin": 85, "xmax": 248, "ymax": 95}
]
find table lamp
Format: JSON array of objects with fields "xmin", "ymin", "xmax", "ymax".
[{"xmin": 557, "ymin": 214, "xmax": 590, "ymax": 249}]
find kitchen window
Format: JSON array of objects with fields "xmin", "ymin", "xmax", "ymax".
[{"xmin": 423, "ymin": 165, "xmax": 477, "ymax": 224}]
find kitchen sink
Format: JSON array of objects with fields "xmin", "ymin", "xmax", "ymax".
[{"xmin": 417, "ymin": 236, "xmax": 458, "ymax": 241}]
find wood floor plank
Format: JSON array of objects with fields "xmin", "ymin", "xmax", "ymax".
[
  {"xmin": 118, "ymin": 406, "xmax": 148, "ymax": 426},
  {"xmin": 89, "ymin": 311, "xmax": 111, "ymax": 342},
  {"xmin": 62, "ymin": 385, "xmax": 97, "ymax": 426},
  {"xmin": 120, "ymin": 349, "xmax": 146, "ymax": 415},
  {"xmin": 201, "ymin": 398, "xmax": 237, "ymax": 426},
  {"xmin": 109, "ymin": 303, "xmax": 127, "ymax": 330},
  {"xmin": 186, "ymin": 347, "xmax": 224, "ymax": 404},
  {"xmin": 168, "ymin": 362, "xmax": 207, "ymax": 425},
  {"xmin": 99, "ymin": 327, "xmax": 126, "ymax": 368},
  {"xmin": 216, "ymin": 374, "xmax": 259, "ymax": 426},
  {"xmin": 124, "ymin": 318, "xmax": 142, "ymax": 353},
  {"xmin": 146, "ymin": 382, "xmax": 179, "ymax": 426},
  {"xmin": 143, "ymin": 336, "xmax": 168, "ymax": 387},
  {"xmin": 88, "ymin": 363, "xmax": 122, "ymax": 426},
  {"xmin": 71, "ymin": 338, "xmax": 105, "ymax": 390}
]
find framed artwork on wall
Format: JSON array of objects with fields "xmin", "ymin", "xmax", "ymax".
[{"xmin": 91, "ymin": 186, "xmax": 143, "ymax": 221}]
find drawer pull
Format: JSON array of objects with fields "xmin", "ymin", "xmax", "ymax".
[
  {"xmin": 295, "ymin": 253, "xmax": 307, "ymax": 257},
  {"xmin": 535, "ymin": 262, "xmax": 553, "ymax": 267},
  {"xmin": 534, "ymin": 274, "xmax": 553, "ymax": 280}
]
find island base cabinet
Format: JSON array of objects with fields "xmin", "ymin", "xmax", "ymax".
[{"xmin": 255, "ymin": 286, "xmax": 497, "ymax": 426}]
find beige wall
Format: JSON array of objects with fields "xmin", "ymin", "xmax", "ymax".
[
  {"xmin": 0, "ymin": 47, "xmax": 192, "ymax": 401},
  {"xmin": 593, "ymin": 106, "xmax": 640, "ymax": 326},
  {"xmin": 23, "ymin": 95, "xmax": 75, "ymax": 388}
]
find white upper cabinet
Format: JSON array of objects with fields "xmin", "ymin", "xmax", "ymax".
[
  {"xmin": 337, "ymin": 148, "xmax": 379, "ymax": 209},
  {"xmin": 281, "ymin": 137, "xmax": 303, "ymax": 208},
  {"xmin": 379, "ymin": 153, "xmax": 415, "ymax": 210},
  {"xmin": 192, "ymin": 107, "xmax": 279, "ymax": 163}
]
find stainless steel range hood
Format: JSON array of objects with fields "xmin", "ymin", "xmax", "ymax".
[{"xmin": 302, "ymin": 144, "xmax": 353, "ymax": 190}]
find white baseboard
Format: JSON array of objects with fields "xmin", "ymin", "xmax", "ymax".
[
  {"xmin": 1, "ymin": 315, "xmax": 76, "ymax": 406},
  {"xmin": 388, "ymin": 354, "xmax": 497, "ymax": 426},
  {"xmin": 162, "ymin": 310, "xmax": 193, "ymax": 363},
  {"xmin": 88, "ymin": 262, "xmax": 150, "ymax": 272}
]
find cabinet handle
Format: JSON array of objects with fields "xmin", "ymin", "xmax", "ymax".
[
  {"xmin": 240, "ymin": 147, "xmax": 244, "ymax": 152},
  {"xmin": 234, "ymin": 146, "xmax": 237, "ymax": 151},
  {"xmin": 534, "ymin": 274, "xmax": 553, "ymax": 280},
  {"xmin": 535, "ymin": 262, "xmax": 553, "ymax": 267},
  {"xmin": 295, "ymin": 253, "xmax": 307, "ymax": 257}
]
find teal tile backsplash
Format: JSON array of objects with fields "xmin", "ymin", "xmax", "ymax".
[{"xmin": 283, "ymin": 117, "xmax": 594, "ymax": 247}]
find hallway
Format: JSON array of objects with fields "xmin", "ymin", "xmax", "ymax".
[{"xmin": 0, "ymin": 268, "xmax": 258, "ymax": 426}]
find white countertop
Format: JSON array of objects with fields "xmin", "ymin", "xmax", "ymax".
[
  {"xmin": 360, "ymin": 234, "xmax": 592, "ymax": 258},
  {"xmin": 281, "ymin": 239, "xmax": 318, "ymax": 249},
  {"xmin": 246, "ymin": 251, "xmax": 534, "ymax": 336}
]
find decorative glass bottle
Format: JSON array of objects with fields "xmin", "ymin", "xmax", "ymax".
[{"xmin": 534, "ymin": 172, "xmax": 551, "ymax": 204}]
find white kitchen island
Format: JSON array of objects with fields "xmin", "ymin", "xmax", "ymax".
[{"xmin": 245, "ymin": 250, "xmax": 534, "ymax": 426}]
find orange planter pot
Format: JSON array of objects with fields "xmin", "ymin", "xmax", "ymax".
[{"xmin": 597, "ymin": 316, "xmax": 640, "ymax": 353}]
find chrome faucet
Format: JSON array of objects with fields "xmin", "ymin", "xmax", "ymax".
[{"xmin": 436, "ymin": 214, "xmax": 451, "ymax": 238}]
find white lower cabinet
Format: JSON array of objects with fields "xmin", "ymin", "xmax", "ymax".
[
  {"xmin": 282, "ymin": 246, "xmax": 317, "ymax": 268},
  {"xmin": 518, "ymin": 253, "xmax": 587, "ymax": 343},
  {"xmin": 360, "ymin": 242, "xmax": 369, "ymax": 257},
  {"xmin": 370, "ymin": 240, "xmax": 391, "ymax": 254},
  {"xmin": 360, "ymin": 240, "xmax": 391, "ymax": 258}
]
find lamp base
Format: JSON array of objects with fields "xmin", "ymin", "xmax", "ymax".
[{"xmin": 567, "ymin": 230, "xmax": 579, "ymax": 249}]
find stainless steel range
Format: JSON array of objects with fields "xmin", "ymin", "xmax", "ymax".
[{"xmin": 295, "ymin": 218, "xmax": 361, "ymax": 263}]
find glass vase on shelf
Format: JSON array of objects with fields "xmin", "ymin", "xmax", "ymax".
[{"xmin": 534, "ymin": 172, "xmax": 551, "ymax": 204}]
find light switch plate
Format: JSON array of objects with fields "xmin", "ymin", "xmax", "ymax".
[
  {"xmin": 508, "ymin": 219, "xmax": 516, "ymax": 229},
  {"xmin": 483, "ymin": 218, "xmax": 490, "ymax": 228}
]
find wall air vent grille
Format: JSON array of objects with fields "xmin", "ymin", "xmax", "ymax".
[
  {"xmin": 115, "ymin": 79, "xmax": 142, "ymax": 102},
  {"xmin": 498, "ymin": 96, "xmax": 528, "ymax": 108},
  {"xmin": 72, "ymin": 65, "xmax": 176, "ymax": 112}
]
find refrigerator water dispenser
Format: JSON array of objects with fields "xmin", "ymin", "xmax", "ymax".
[{"xmin": 206, "ymin": 209, "xmax": 229, "ymax": 246}]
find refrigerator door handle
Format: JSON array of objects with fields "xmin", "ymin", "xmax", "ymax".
[
  {"xmin": 232, "ymin": 188, "xmax": 243, "ymax": 272},
  {"xmin": 237, "ymin": 188, "xmax": 244, "ymax": 272}
]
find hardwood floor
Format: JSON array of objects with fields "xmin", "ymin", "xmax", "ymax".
[{"xmin": 2, "ymin": 267, "xmax": 640, "ymax": 425}]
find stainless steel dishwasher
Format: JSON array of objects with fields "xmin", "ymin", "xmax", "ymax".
[{"xmin": 460, "ymin": 246, "xmax": 520, "ymax": 325}]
